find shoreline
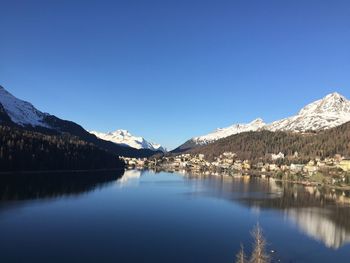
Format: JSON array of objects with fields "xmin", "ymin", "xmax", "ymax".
[
  {"xmin": 273, "ymin": 178, "xmax": 350, "ymax": 191},
  {"xmin": 139, "ymin": 166, "xmax": 350, "ymax": 191},
  {"xmin": 0, "ymin": 168, "xmax": 125, "ymax": 176}
]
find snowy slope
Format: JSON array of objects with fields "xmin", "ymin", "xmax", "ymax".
[
  {"xmin": 267, "ymin": 92, "xmax": 350, "ymax": 132},
  {"xmin": 0, "ymin": 85, "xmax": 163, "ymax": 158},
  {"xmin": 90, "ymin": 130, "xmax": 167, "ymax": 152},
  {"xmin": 192, "ymin": 118, "xmax": 266, "ymax": 145},
  {"xmin": 0, "ymin": 85, "xmax": 49, "ymax": 127},
  {"xmin": 181, "ymin": 92, "xmax": 350, "ymax": 148}
]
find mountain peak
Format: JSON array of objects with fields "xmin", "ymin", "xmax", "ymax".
[
  {"xmin": 298, "ymin": 92, "xmax": 350, "ymax": 117},
  {"xmin": 266, "ymin": 91, "xmax": 350, "ymax": 132},
  {"xmin": 250, "ymin": 118, "xmax": 265, "ymax": 125},
  {"xmin": 90, "ymin": 130, "xmax": 166, "ymax": 152},
  {"xmin": 109, "ymin": 129, "xmax": 131, "ymax": 136},
  {"xmin": 324, "ymin": 92, "xmax": 345, "ymax": 100},
  {"xmin": 179, "ymin": 91, "xmax": 350, "ymax": 150},
  {"xmin": 320, "ymin": 92, "xmax": 348, "ymax": 107},
  {"xmin": 0, "ymin": 85, "xmax": 49, "ymax": 127}
]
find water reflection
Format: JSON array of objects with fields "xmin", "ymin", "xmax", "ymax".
[
  {"xmin": 169, "ymin": 171, "xmax": 350, "ymax": 249},
  {"xmin": 116, "ymin": 169, "xmax": 142, "ymax": 186},
  {"xmin": 0, "ymin": 169, "xmax": 124, "ymax": 201},
  {"xmin": 2, "ymin": 168, "xmax": 350, "ymax": 251},
  {"xmin": 235, "ymin": 180, "xmax": 350, "ymax": 249},
  {"xmin": 287, "ymin": 208, "xmax": 350, "ymax": 249}
]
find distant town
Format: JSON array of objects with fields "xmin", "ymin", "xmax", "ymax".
[{"xmin": 122, "ymin": 152, "xmax": 350, "ymax": 189}]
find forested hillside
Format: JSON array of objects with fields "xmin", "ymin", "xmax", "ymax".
[
  {"xmin": 0, "ymin": 85, "xmax": 161, "ymax": 158},
  {"xmin": 0, "ymin": 126, "xmax": 124, "ymax": 171},
  {"xmin": 187, "ymin": 121, "xmax": 350, "ymax": 163}
]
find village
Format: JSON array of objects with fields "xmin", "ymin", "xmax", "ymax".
[{"xmin": 122, "ymin": 152, "xmax": 350, "ymax": 187}]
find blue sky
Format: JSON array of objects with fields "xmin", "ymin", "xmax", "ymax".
[{"xmin": 1, "ymin": 0, "xmax": 350, "ymax": 149}]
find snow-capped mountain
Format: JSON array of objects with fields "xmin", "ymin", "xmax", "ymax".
[
  {"xmin": 192, "ymin": 118, "xmax": 266, "ymax": 145},
  {"xmin": 90, "ymin": 130, "xmax": 167, "ymax": 152},
  {"xmin": 175, "ymin": 92, "xmax": 350, "ymax": 151},
  {"xmin": 0, "ymin": 85, "xmax": 50, "ymax": 127},
  {"xmin": 0, "ymin": 85, "xmax": 159, "ymax": 158},
  {"xmin": 267, "ymin": 92, "xmax": 350, "ymax": 132}
]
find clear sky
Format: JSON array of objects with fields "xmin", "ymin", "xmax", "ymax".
[{"xmin": 1, "ymin": 0, "xmax": 350, "ymax": 149}]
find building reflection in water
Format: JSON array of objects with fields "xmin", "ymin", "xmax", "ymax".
[
  {"xmin": 287, "ymin": 207, "xmax": 350, "ymax": 249},
  {"xmin": 3, "ymin": 168, "xmax": 350, "ymax": 250},
  {"xmin": 116, "ymin": 169, "xmax": 142, "ymax": 186}
]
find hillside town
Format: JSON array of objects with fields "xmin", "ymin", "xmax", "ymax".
[{"xmin": 122, "ymin": 152, "xmax": 350, "ymax": 188}]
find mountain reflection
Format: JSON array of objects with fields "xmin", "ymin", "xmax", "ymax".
[
  {"xmin": 181, "ymin": 173, "xmax": 350, "ymax": 249},
  {"xmin": 0, "ymin": 169, "xmax": 124, "ymax": 201},
  {"xmin": 116, "ymin": 169, "xmax": 142, "ymax": 185},
  {"xmin": 2, "ymin": 168, "xmax": 350, "ymax": 250}
]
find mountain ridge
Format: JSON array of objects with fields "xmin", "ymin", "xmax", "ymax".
[
  {"xmin": 90, "ymin": 129, "xmax": 166, "ymax": 152},
  {"xmin": 174, "ymin": 92, "xmax": 350, "ymax": 152},
  {"xmin": 267, "ymin": 92, "xmax": 350, "ymax": 132},
  {"xmin": 186, "ymin": 120, "xmax": 350, "ymax": 163},
  {"xmin": 0, "ymin": 85, "xmax": 159, "ymax": 158}
]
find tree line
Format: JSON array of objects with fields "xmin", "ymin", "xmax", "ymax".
[{"xmin": 0, "ymin": 126, "xmax": 124, "ymax": 171}]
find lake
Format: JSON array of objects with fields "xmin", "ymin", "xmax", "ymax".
[{"xmin": 1, "ymin": 169, "xmax": 350, "ymax": 263}]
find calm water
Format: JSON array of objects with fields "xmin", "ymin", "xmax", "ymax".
[{"xmin": 1, "ymin": 170, "xmax": 350, "ymax": 263}]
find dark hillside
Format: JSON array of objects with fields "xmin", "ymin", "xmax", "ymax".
[{"xmin": 0, "ymin": 126, "xmax": 125, "ymax": 171}]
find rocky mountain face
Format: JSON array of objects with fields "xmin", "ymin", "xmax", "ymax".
[
  {"xmin": 267, "ymin": 92, "xmax": 350, "ymax": 132},
  {"xmin": 90, "ymin": 130, "xmax": 166, "ymax": 152},
  {"xmin": 174, "ymin": 92, "xmax": 350, "ymax": 152},
  {"xmin": 0, "ymin": 86, "xmax": 49, "ymax": 127}
]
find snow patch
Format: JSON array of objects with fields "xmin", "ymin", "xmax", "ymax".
[
  {"xmin": 267, "ymin": 92, "xmax": 350, "ymax": 132},
  {"xmin": 0, "ymin": 86, "xmax": 50, "ymax": 127},
  {"xmin": 192, "ymin": 118, "xmax": 266, "ymax": 145}
]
